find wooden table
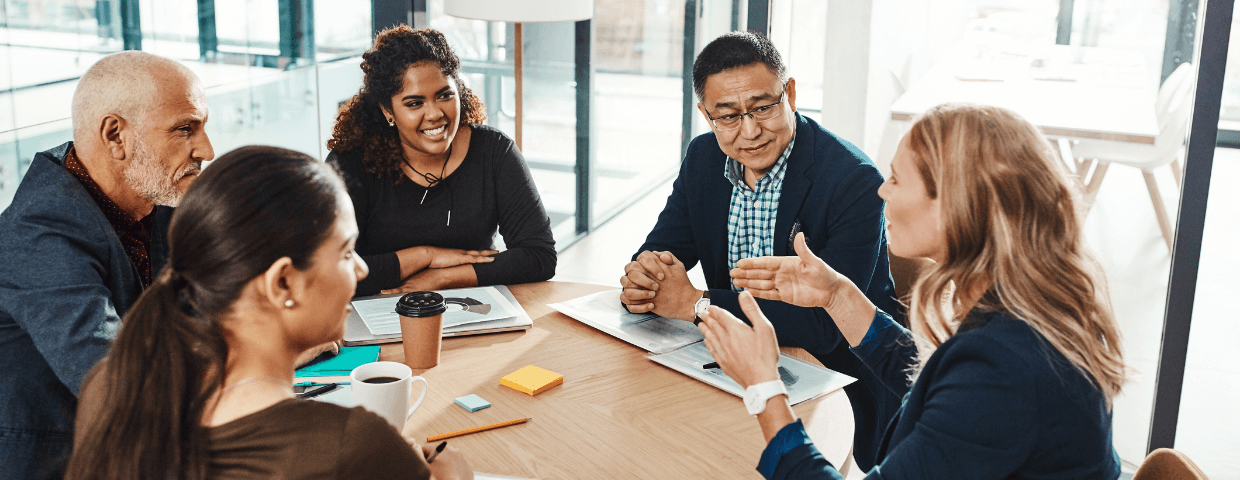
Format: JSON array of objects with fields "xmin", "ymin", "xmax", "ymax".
[
  {"xmin": 388, "ymin": 281, "xmax": 854, "ymax": 479},
  {"xmin": 890, "ymin": 43, "xmax": 1159, "ymax": 145}
]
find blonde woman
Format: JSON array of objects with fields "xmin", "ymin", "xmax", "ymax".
[{"xmin": 699, "ymin": 103, "xmax": 1125, "ymax": 479}]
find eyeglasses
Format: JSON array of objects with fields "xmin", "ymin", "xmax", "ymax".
[{"xmin": 705, "ymin": 87, "xmax": 787, "ymax": 131}]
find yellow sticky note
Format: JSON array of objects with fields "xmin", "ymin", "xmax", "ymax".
[{"xmin": 500, "ymin": 365, "xmax": 563, "ymax": 396}]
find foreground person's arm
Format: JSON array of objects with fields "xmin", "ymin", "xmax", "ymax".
[{"xmin": 696, "ymin": 292, "xmax": 844, "ymax": 480}]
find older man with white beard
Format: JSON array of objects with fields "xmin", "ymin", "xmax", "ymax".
[{"xmin": 0, "ymin": 51, "xmax": 213, "ymax": 479}]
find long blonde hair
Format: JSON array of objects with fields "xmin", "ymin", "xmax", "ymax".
[{"xmin": 904, "ymin": 103, "xmax": 1126, "ymax": 403}]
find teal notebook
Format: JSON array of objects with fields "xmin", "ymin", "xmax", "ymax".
[{"xmin": 294, "ymin": 346, "xmax": 380, "ymax": 381}]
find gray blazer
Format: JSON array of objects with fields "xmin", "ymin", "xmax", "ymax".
[{"xmin": 0, "ymin": 142, "xmax": 171, "ymax": 479}]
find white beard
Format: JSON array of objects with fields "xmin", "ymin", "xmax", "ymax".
[{"xmin": 123, "ymin": 136, "xmax": 198, "ymax": 207}]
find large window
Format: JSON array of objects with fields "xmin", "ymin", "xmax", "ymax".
[
  {"xmin": 0, "ymin": 0, "xmax": 373, "ymax": 209},
  {"xmin": 795, "ymin": 0, "xmax": 1200, "ymax": 474},
  {"xmin": 428, "ymin": 0, "xmax": 688, "ymax": 248}
]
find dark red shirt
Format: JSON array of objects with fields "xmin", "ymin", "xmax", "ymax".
[{"xmin": 63, "ymin": 148, "xmax": 154, "ymax": 285}]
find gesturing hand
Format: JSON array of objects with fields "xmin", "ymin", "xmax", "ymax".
[
  {"xmin": 695, "ymin": 291, "xmax": 781, "ymax": 389},
  {"xmin": 425, "ymin": 247, "xmax": 497, "ymax": 269},
  {"xmin": 730, "ymin": 232, "xmax": 849, "ymax": 310}
]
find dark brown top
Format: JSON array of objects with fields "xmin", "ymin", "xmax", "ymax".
[
  {"xmin": 75, "ymin": 366, "xmax": 430, "ymax": 479},
  {"xmin": 62, "ymin": 147, "xmax": 154, "ymax": 285},
  {"xmin": 206, "ymin": 398, "xmax": 430, "ymax": 479}
]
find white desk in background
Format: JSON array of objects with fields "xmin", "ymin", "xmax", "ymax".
[{"xmin": 890, "ymin": 43, "xmax": 1160, "ymax": 145}]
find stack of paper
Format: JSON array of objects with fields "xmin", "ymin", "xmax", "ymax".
[
  {"xmin": 647, "ymin": 343, "xmax": 855, "ymax": 406},
  {"xmin": 549, "ymin": 290, "xmax": 855, "ymax": 406},
  {"xmin": 354, "ymin": 286, "xmax": 522, "ymax": 335},
  {"xmin": 548, "ymin": 289, "xmax": 703, "ymax": 353}
]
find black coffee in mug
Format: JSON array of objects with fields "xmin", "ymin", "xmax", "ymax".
[{"xmin": 362, "ymin": 376, "xmax": 401, "ymax": 384}]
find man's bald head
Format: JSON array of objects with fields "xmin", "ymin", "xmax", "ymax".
[
  {"xmin": 71, "ymin": 51, "xmax": 199, "ymax": 145},
  {"xmin": 68, "ymin": 51, "xmax": 213, "ymax": 216}
]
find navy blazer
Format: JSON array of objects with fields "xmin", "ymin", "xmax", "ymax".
[
  {"xmin": 636, "ymin": 113, "xmax": 902, "ymax": 470},
  {"xmin": 0, "ymin": 142, "xmax": 171, "ymax": 480},
  {"xmin": 765, "ymin": 310, "xmax": 1121, "ymax": 480}
]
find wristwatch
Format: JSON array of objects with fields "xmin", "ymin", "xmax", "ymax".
[
  {"xmin": 744, "ymin": 379, "xmax": 789, "ymax": 415},
  {"xmin": 692, "ymin": 290, "xmax": 711, "ymax": 325}
]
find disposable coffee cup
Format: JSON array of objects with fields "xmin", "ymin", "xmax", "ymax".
[
  {"xmin": 395, "ymin": 291, "xmax": 447, "ymax": 369},
  {"xmin": 350, "ymin": 361, "xmax": 428, "ymax": 432}
]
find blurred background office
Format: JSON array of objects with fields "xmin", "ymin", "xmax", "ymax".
[{"xmin": 0, "ymin": 0, "xmax": 1235, "ymax": 478}]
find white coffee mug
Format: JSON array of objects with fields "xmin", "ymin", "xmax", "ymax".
[{"xmin": 350, "ymin": 361, "xmax": 428, "ymax": 431}]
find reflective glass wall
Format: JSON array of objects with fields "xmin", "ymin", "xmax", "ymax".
[
  {"xmin": 427, "ymin": 0, "xmax": 687, "ymax": 246},
  {"xmin": 813, "ymin": 0, "xmax": 1199, "ymax": 473},
  {"xmin": 1177, "ymin": 2, "xmax": 1240, "ymax": 477},
  {"xmin": 0, "ymin": 0, "xmax": 372, "ymax": 209}
]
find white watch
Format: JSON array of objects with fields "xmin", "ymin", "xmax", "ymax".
[
  {"xmin": 744, "ymin": 379, "xmax": 788, "ymax": 415},
  {"xmin": 692, "ymin": 291, "xmax": 711, "ymax": 324}
]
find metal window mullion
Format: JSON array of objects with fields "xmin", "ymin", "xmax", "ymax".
[
  {"xmin": 1055, "ymin": 0, "xmax": 1074, "ymax": 45},
  {"xmin": 682, "ymin": 0, "xmax": 697, "ymax": 161},
  {"xmin": 197, "ymin": 0, "xmax": 218, "ymax": 59},
  {"xmin": 1148, "ymin": 0, "xmax": 1233, "ymax": 452},
  {"xmin": 747, "ymin": 0, "xmax": 770, "ymax": 34},
  {"xmin": 120, "ymin": 0, "xmax": 141, "ymax": 50},
  {"xmin": 575, "ymin": 19, "xmax": 594, "ymax": 234}
]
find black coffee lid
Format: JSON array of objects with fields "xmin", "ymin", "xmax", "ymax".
[{"xmin": 395, "ymin": 291, "xmax": 447, "ymax": 317}]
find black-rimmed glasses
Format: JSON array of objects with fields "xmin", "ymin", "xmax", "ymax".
[{"xmin": 705, "ymin": 86, "xmax": 787, "ymax": 131}]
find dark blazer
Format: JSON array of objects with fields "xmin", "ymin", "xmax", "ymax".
[
  {"xmin": 0, "ymin": 142, "xmax": 171, "ymax": 480},
  {"xmin": 635, "ymin": 113, "xmax": 902, "ymax": 470},
  {"xmin": 766, "ymin": 311, "xmax": 1122, "ymax": 480}
]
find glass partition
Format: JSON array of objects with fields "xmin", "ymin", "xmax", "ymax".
[
  {"xmin": 1175, "ymin": 3, "xmax": 1240, "ymax": 477},
  {"xmin": 851, "ymin": 1, "xmax": 1196, "ymax": 472}
]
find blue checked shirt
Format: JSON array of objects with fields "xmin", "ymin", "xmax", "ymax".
[{"xmin": 724, "ymin": 134, "xmax": 795, "ymax": 291}]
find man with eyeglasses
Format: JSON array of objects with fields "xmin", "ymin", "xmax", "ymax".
[{"xmin": 619, "ymin": 31, "xmax": 901, "ymax": 472}]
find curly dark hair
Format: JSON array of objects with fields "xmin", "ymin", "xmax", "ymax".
[{"xmin": 327, "ymin": 26, "xmax": 487, "ymax": 183}]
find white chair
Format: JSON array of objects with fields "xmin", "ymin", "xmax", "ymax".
[{"xmin": 1070, "ymin": 62, "xmax": 1196, "ymax": 250}]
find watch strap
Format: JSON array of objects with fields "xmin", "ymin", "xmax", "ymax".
[
  {"xmin": 692, "ymin": 290, "xmax": 711, "ymax": 325},
  {"xmin": 745, "ymin": 379, "xmax": 788, "ymax": 415}
]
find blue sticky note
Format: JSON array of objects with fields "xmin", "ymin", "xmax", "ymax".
[
  {"xmin": 454, "ymin": 394, "xmax": 491, "ymax": 412},
  {"xmin": 294, "ymin": 346, "xmax": 380, "ymax": 378}
]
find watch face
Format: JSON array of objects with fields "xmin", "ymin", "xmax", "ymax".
[
  {"xmin": 744, "ymin": 386, "xmax": 758, "ymax": 407},
  {"xmin": 695, "ymin": 298, "xmax": 710, "ymax": 316}
]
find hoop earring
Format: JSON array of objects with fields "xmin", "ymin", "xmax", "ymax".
[{"xmin": 284, "ymin": 299, "xmax": 295, "ymax": 308}]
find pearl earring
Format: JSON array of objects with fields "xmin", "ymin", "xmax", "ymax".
[
  {"xmin": 387, "ymin": 118, "xmax": 395, "ymax": 127},
  {"xmin": 285, "ymin": 299, "xmax": 295, "ymax": 308}
]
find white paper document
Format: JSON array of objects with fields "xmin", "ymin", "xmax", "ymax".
[
  {"xmin": 354, "ymin": 286, "xmax": 521, "ymax": 335},
  {"xmin": 548, "ymin": 289, "xmax": 704, "ymax": 354},
  {"xmin": 647, "ymin": 342, "xmax": 856, "ymax": 406}
]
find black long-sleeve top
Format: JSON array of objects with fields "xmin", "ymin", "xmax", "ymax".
[{"xmin": 327, "ymin": 125, "xmax": 556, "ymax": 297}]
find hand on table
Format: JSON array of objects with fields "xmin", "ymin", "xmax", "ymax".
[
  {"xmin": 730, "ymin": 232, "xmax": 851, "ymax": 310},
  {"xmin": 294, "ymin": 340, "xmax": 340, "ymax": 368},
  {"xmin": 620, "ymin": 251, "xmax": 701, "ymax": 320},
  {"xmin": 423, "ymin": 246, "xmax": 497, "ymax": 269},
  {"xmin": 381, "ymin": 270, "xmax": 441, "ymax": 295},
  {"xmin": 420, "ymin": 443, "xmax": 473, "ymax": 480},
  {"xmin": 695, "ymin": 291, "xmax": 781, "ymax": 389}
]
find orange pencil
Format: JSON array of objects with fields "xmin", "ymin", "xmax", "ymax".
[{"xmin": 426, "ymin": 417, "xmax": 529, "ymax": 442}]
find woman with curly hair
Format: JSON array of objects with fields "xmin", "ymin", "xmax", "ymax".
[{"xmin": 327, "ymin": 26, "xmax": 556, "ymax": 297}]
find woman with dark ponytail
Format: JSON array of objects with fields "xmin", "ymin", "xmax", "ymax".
[{"xmin": 65, "ymin": 146, "xmax": 473, "ymax": 479}]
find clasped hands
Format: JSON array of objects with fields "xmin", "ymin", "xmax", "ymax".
[{"xmin": 619, "ymin": 250, "xmax": 702, "ymax": 321}]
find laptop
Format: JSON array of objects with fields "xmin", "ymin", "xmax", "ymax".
[{"xmin": 343, "ymin": 285, "xmax": 533, "ymax": 346}]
